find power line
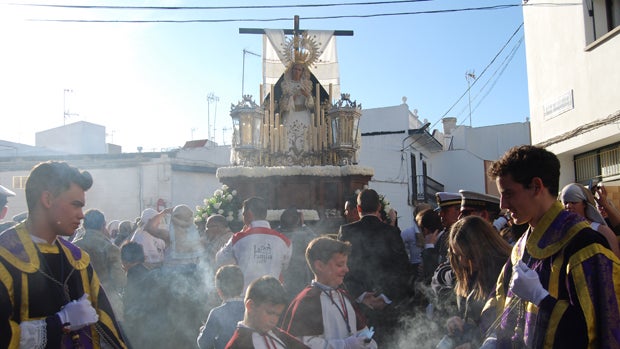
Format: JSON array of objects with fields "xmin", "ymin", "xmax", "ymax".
[
  {"xmin": 24, "ymin": 4, "xmax": 523, "ymax": 23},
  {"xmin": 427, "ymin": 22, "xmax": 524, "ymax": 132},
  {"xmin": 454, "ymin": 35, "xmax": 524, "ymax": 123},
  {"xmin": 9, "ymin": 0, "xmax": 434, "ymax": 10}
]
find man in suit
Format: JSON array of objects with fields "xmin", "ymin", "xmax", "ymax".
[{"xmin": 337, "ymin": 189, "xmax": 413, "ymax": 346}]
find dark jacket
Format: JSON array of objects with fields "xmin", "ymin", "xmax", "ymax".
[{"xmin": 337, "ymin": 215, "xmax": 414, "ymax": 303}]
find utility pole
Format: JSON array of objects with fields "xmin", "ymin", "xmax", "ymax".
[
  {"xmin": 207, "ymin": 93, "xmax": 219, "ymax": 143},
  {"xmin": 465, "ymin": 70, "xmax": 476, "ymax": 127},
  {"xmin": 63, "ymin": 89, "xmax": 77, "ymax": 125},
  {"xmin": 242, "ymin": 49, "xmax": 260, "ymax": 97}
]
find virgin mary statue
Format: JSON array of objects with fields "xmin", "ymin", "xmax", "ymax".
[{"xmin": 279, "ymin": 61, "xmax": 315, "ymax": 163}]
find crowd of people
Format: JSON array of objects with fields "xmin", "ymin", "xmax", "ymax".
[{"xmin": 1, "ymin": 145, "xmax": 620, "ymax": 348}]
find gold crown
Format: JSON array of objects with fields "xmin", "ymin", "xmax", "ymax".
[{"xmin": 283, "ymin": 32, "xmax": 320, "ymax": 68}]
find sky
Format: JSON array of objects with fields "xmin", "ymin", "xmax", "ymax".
[{"xmin": 0, "ymin": 0, "xmax": 530, "ymax": 153}]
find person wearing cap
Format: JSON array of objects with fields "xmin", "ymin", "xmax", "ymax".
[
  {"xmin": 458, "ymin": 190, "xmax": 502, "ymax": 223},
  {"xmin": 433, "ymin": 190, "xmax": 503, "ymax": 291},
  {"xmin": 0, "ymin": 161, "xmax": 127, "ymax": 348},
  {"xmin": 483, "ymin": 145, "xmax": 620, "ymax": 348},
  {"xmin": 0, "ymin": 185, "xmax": 15, "ymax": 218},
  {"xmin": 422, "ymin": 192, "xmax": 460, "ymax": 279},
  {"xmin": 130, "ymin": 207, "xmax": 171, "ymax": 269},
  {"xmin": 559, "ymin": 183, "xmax": 620, "ymax": 258},
  {"xmin": 0, "ymin": 186, "xmax": 18, "ymax": 233},
  {"xmin": 0, "ymin": 184, "xmax": 16, "ymax": 221},
  {"xmin": 203, "ymin": 214, "xmax": 233, "ymax": 266}
]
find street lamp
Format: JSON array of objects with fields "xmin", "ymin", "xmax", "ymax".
[
  {"xmin": 230, "ymin": 95, "xmax": 263, "ymax": 166},
  {"xmin": 328, "ymin": 94, "xmax": 362, "ymax": 165}
]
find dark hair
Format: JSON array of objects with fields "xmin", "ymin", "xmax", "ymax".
[
  {"xmin": 121, "ymin": 241, "xmax": 145, "ymax": 264},
  {"xmin": 83, "ymin": 209, "xmax": 106, "ymax": 230},
  {"xmin": 25, "ymin": 161, "xmax": 93, "ymax": 212},
  {"xmin": 416, "ymin": 208, "xmax": 442, "ymax": 232},
  {"xmin": 357, "ymin": 189, "xmax": 380, "ymax": 214},
  {"xmin": 114, "ymin": 220, "xmax": 134, "ymax": 246},
  {"xmin": 488, "ymin": 145, "xmax": 560, "ymax": 196},
  {"xmin": 345, "ymin": 196, "xmax": 357, "ymax": 210},
  {"xmin": 245, "ymin": 276, "xmax": 287, "ymax": 306},
  {"xmin": 243, "ymin": 197, "xmax": 268, "ymax": 220},
  {"xmin": 279, "ymin": 207, "xmax": 300, "ymax": 230},
  {"xmin": 448, "ymin": 216, "xmax": 511, "ymax": 300},
  {"xmin": 305, "ymin": 236, "xmax": 352, "ymax": 273},
  {"xmin": 207, "ymin": 214, "xmax": 227, "ymax": 227},
  {"xmin": 215, "ymin": 265, "xmax": 244, "ymax": 299}
]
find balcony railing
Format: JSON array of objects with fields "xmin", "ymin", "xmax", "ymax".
[
  {"xmin": 575, "ymin": 143, "xmax": 620, "ymax": 183},
  {"xmin": 414, "ymin": 174, "xmax": 444, "ymax": 204}
]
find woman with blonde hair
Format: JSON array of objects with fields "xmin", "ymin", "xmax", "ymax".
[
  {"xmin": 559, "ymin": 182, "xmax": 620, "ymax": 258},
  {"xmin": 438, "ymin": 216, "xmax": 511, "ymax": 349}
]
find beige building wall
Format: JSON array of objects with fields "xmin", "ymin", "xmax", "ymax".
[{"xmin": 523, "ymin": 0, "xmax": 620, "ymax": 204}]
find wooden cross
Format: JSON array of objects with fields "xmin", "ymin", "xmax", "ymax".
[{"xmin": 239, "ymin": 15, "xmax": 354, "ymax": 37}]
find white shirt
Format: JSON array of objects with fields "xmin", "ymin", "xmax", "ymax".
[
  {"xmin": 131, "ymin": 228, "xmax": 165, "ymax": 265},
  {"xmin": 216, "ymin": 220, "xmax": 291, "ymax": 291},
  {"xmin": 401, "ymin": 224, "xmax": 423, "ymax": 264}
]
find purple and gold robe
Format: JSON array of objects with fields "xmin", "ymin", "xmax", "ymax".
[
  {"xmin": 482, "ymin": 202, "xmax": 620, "ymax": 348},
  {"xmin": 0, "ymin": 224, "xmax": 127, "ymax": 349}
]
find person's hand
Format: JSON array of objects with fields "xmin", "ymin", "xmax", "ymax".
[
  {"xmin": 56, "ymin": 294, "xmax": 99, "ymax": 331},
  {"xmin": 361, "ymin": 293, "xmax": 387, "ymax": 311},
  {"xmin": 300, "ymin": 88, "xmax": 310, "ymax": 97},
  {"xmin": 594, "ymin": 184, "xmax": 615, "ymax": 210},
  {"xmin": 446, "ymin": 316, "xmax": 464, "ymax": 336},
  {"xmin": 510, "ymin": 261, "xmax": 549, "ymax": 306},
  {"xmin": 425, "ymin": 229, "xmax": 440, "ymax": 245},
  {"xmin": 344, "ymin": 334, "xmax": 376, "ymax": 349}
]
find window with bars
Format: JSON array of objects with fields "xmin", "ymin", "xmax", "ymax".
[
  {"xmin": 575, "ymin": 143, "xmax": 620, "ymax": 183},
  {"xmin": 12, "ymin": 176, "xmax": 28, "ymax": 189}
]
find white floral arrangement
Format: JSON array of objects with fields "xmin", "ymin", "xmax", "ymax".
[
  {"xmin": 195, "ymin": 184, "xmax": 242, "ymax": 223},
  {"xmin": 217, "ymin": 165, "xmax": 374, "ymax": 179}
]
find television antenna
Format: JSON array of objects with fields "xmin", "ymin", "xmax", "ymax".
[
  {"xmin": 242, "ymin": 49, "xmax": 260, "ymax": 97},
  {"xmin": 465, "ymin": 70, "xmax": 476, "ymax": 127}
]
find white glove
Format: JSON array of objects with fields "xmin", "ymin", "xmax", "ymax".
[
  {"xmin": 344, "ymin": 334, "xmax": 370, "ymax": 349},
  {"xmin": 510, "ymin": 261, "xmax": 549, "ymax": 306},
  {"xmin": 56, "ymin": 294, "xmax": 99, "ymax": 331}
]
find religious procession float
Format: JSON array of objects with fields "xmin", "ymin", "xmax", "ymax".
[{"xmin": 211, "ymin": 17, "xmax": 374, "ymax": 232}]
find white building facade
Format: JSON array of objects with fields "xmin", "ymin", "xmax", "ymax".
[
  {"xmin": 523, "ymin": 0, "xmax": 620, "ymax": 192},
  {"xmin": 359, "ymin": 101, "xmax": 530, "ymax": 229}
]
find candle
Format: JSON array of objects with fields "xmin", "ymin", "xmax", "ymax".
[
  {"xmin": 329, "ymin": 83, "xmax": 333, "ymax": 106},
  {"xmin": 269, "ymin": 84, "xmax": 275, "ymax": 130},
  {"xmin": 280, "ymin": 124, "xmax": 284, "ymax": 152}
]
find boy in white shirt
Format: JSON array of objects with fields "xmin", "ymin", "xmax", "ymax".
[{"xmin": 281, "ymin": 237, "xmax": 377, "ymax": 349}]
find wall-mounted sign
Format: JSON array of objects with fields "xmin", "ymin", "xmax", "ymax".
[{"xmin": 543, "ymin": 90, "xmax": 574, "ymax": 120}]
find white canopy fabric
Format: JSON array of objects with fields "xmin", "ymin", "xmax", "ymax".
[{"xmin": 262, "ymin": 29, "xmax": 341, "ymax": 102}]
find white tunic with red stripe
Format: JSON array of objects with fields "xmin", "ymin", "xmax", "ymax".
[{"xmin": 216, "ymin": 220, "xmax": 292, "ymax": 291}]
